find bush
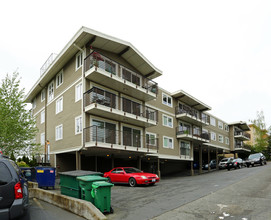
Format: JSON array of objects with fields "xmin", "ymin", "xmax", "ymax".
[{"xmin": 17, "ymin": 161, "xmax": 29, "ymax": 167}]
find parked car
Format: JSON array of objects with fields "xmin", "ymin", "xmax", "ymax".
[
  {"xmin": 219, "ymin": 157, "xmax": 233, "ymax": 169},
  {"xmin": 226, "ymin": 158, "xmax": 245, "ymax": 170},
  {"xmin": 0, "ymin": 154, "xmax": 29, "ymax": 220},
  {"xmin": 246, "ymin": 153, "xmax": 267, "ymax": 167},
  {"xmin": 203, "ymin": 160, "xmax": 217, "ymax": 170},
  {"xmin": 104, "ymin": 167, "xmax": 160, "ymax": 187}
]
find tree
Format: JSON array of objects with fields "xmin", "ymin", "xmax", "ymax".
[
  {"xmin": 249, "ymin": 111, "xmax": 269, "ymax": 154},
  {"xmin": 0, "ymin": 72, "xmax": 38, "ymax": 155}
]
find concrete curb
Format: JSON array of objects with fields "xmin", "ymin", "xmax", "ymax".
[{"xmin": 28, "ymin": 182, "xmax": 107, "ymax": 220}]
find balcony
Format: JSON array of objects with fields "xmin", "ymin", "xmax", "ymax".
[
  {"xmin": 176, "ymin": 127, "xmax": 210, "ymax": 143},
  {"xmin": 83, "ymin": 126, "xmax": 158, "ymax": 154},
  {"xmin": 175, "ymin": 104, "xmax": 210, "ymax": 126},
  {"xmin": 84, "ymin": 51, "xmax": 158, "ymax": 101},
  {"xmin": 234, "ymin": 131, "xmax": 250, "ymax": 141},
  {"xmin": 234, "ymin": 144, "xmax": 251, "ymax": 152},
  {"xmin": 83, "ymin": 88, "xmax": 158, "ymax": 127}
]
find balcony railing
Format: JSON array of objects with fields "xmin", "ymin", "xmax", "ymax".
[
  {"xmin": 176, "ymin": 127, "xmax": 210, "ymax": 141},
  {"xmin": 83, "ymin": 126, "xmax": 158, "ymax": 152},
  {"xmin": 235, "ymin": 144, "xmax": 251, "ymax": 151},
  {"xmin": 175, "ymin": 104, "xmax": 210, "ymax": 124},
  {"xmin": 83, "ymin": 88, "xmax": 158, "ymax": 122},
  {"xmin": 234, "ymin": 131, "xmax": 251, "ymax": 139},
  {"xmin": 84, "ymin": 51, "xmax": 158, "ymax": 95}
]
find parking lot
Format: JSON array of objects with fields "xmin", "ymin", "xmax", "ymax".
[{"xmin": 107, "ymin": 163, "xmax": 270, "ymax": 220}]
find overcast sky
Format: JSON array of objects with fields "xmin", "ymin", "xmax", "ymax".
[{"xmin": 1, "ymin": 0, "xmax": 271, "ymax": 127}]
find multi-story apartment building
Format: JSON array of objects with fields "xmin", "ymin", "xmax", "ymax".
[{"xmin": 25, "ymin": 27, "xmax": 250, "ymax": 177}]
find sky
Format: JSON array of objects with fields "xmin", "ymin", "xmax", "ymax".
[{"xmin": 1, "ymin": 0, "xmax": 271, "ymax": 127}]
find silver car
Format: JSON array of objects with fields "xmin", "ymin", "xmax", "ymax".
[{"xmin": 219, "ymin": 157, "xmax": 233, "ymax": 169}]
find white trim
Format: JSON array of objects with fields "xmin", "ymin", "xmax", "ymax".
[
  {"xmin": 75, "ymin": 115, "xmax": 83, "ymax": 135},
  {"xmin": 40, "ymin": 132, "xmax": 45, "ymax": 145},
  {"xmin": 55, "ymin": 124, "xmax": 63, "ymax": 141},
  {"xmin": 48, "ymin": 80, "xmax": 54, "ymax": 103},
  {"xmin": 162, "ymin": 114, "xmax": 173, "ymax": 128},
  {"xmin": 163, "ymin": 136, "xmax": 174, "ymax": 149},
  {"xmin": 162, "ymin": 92, "xmax": 173, "ymax": 108},
  {"xmin": 56, "ymin": 96, "xmax": 63, "ymax": 114},
  {"xmin": 75, "ymin": 82, "xmax": 83, "ymax": 102},
  {"xmin": 218, "ymin": 121, "xmax": 223, "ymax": 130},
  {"xmin": 210, "ymin": 117, "xmax": 216, "ymax": 127},
  {"xmin": 146, "ymin": 132, "xmax": 157, "ymax": 146},
  {"xmin": 56, "ymin": 69, "xmax": 64, "ymax": 89},
  {"xmin": 218, "ymin": 134, "xmax": 224, "ymax": 143},
  {"xmin": 40, "ymin": 110, "xmax": 45, "ymax": 124},
  {"xmin": 76, "ymin": 51, "xmax": 83, "ymax": 71},
  {"xmin": 211, "ymin": 132, "xmax": 216, "ymax": 141},
  {"xmin": 41, "ymin": 89, "xmax": 45, "ymax": 102},
  {"xmin": 51, "ymin": 146, "xmax": 82, "ymax": 154},
  {"xmin": 33, "ymin": 106, "xmax": 45, "ymax": 117},
  {"xmin": 225, "ymin": 137, "xmax": 229, "ymax": 145}
]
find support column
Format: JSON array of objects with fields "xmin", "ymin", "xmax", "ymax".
[
  {"xmin": 76, "ymin": 151, "xmax": 81, "ymax": 170},
  {"xmin": 191, "ymin": 141, "xmax": 194, "ymax": 176},
  {"xmin": 157, "ymin": 158, "xmax": 161, "ymax": 178},
  {"xmin": 216, "ymin": 148, "xmax": 219, "ymax": 170},
  {"xmin": 95, "ymin": 156, "xmax": 97, "ymax": 171},
  {"xmin": 190, "ymin": 161, "xmax": 194, "ymax": 176},
  {"xmin": 111, "ymin": 154, "xmax": 114, "ymax": 169},
  {"xmin": 208, "ymin": 147, "xmax": 210, "ymax": 172},
  {"xmin": 138, "ymin": 156, "xmax": 142, "ymax": 170},
  {"xmin": 199, "ymin": 145, "xmax": 202, "ymax": 174}
]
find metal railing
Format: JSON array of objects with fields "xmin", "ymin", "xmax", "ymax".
[
  {"xmin": 176, "ymin": 127, "xmax": 210, "ymax": 141},
  {"xmin": 234, "ymin": 131, "xmax": 251, "ymax": 139},
  {"xmin": 175, "ymin": 104, "xmax": 210, "ymax": 123},
  {"xmin": 84, "ymin": 51, "xmax": 158, "ymax": 94},
  {"xmin": 83, "ymin": 126, "xmax": 158, "ymax": 152},
  {"xmin": 83, "ymin": 88, "xmax": 158, "ymax": 122},
  {"xmin": 40, "ymin": 53, "xmax": 58, "ymax": 76},
  {"xmin": 235, "ymin": 144, "xmax": 251, "ymax": 151}
]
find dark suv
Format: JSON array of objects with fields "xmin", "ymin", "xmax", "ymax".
[
  {"xmin": 246, "ymin": 153, "xmax": 267, "ymax": 167},
  {"xmin": 0, "ymin": 154, "xmax": 29, "ymax": 219}
]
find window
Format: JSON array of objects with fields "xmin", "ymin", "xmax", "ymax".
[
  {"xmin": 56, "ymin": 124, "xmax": 63, "ymax": 141},
  {"xmin": 211, "ymin": 132, "xmax": 216, "ymax": 141},
  {"xmin": 48, "ymin": 81, "xmax": 54, "ymax": 102},
  {"xmin": 218, "ymin": 135, "xmax": 223, "ymax": 143},
  {"xmin": 163, "ymin": 136, "xmax": 173, "ymax": 149},
  {"xmin": 178, "ymin": 122, "xmax": 191, "ymax": 134},
  {"xmin": 218, "ymin": 121, "xmax": 223, "ymax": 129},
  {"xmin": 75, "ymin": 116, "xmax": 82, "ymax": 134},
  {"xmin": 32, "ymin": 98, "xmax": 36, "ymax": 109},
  {"xmin": 122, "ymin": 68, "xmax": 140, "ymax": 86},
  {"xmin": 56, "ymin": 97, "xmax": 63, "ymax": 114},
  {"xmin": 146, "ymin": 133, "xmax": 156, "ymax": 146},
  {"xmin": 163, "ymin": 115, "xmax": 173, "ymax": 128},
  {"xmin": 40, "ymin": 133, "xmax": 45, "ymax": 145},
  {"xmin": 225, "ymin": 137, "xmax": 229, "ymax": 145},
  {"xmin": 122, "ymin": 97, "xmax": 140, "ymax": 116},
  {"xmin": 123, "ymin": 126, "xmax": 141, "ymax": 147},
  {"xmin": 92, "ymin": 120, "xmax": 116, "ymax": 144},
  {"xmin": 210, "ymin": 117, "xmax": 216, "ymax": 126},
  {"xmin": 75, "ymin": 83, "xmax": 82, "ymax": 102},
  {"xmin": 0, "ymin": 162, "xmax": 12, "ymax": 184},
  {"xmin": 41, "ymin": 110, "xmax": 45, "ymax": 124},
  {"xmin": 56, "ymin": 70, "xmax": 63, "ymax": 88},
  {"xmin": 41, "ymin": 89, "xmax": 45, "ymax": 102},
  {"xmin": 76, "ymin": 51, "xmax": 83, "ymax": 70},
  {"xmin": 180, "ymin": 141, "xmax": 190, "ymax": 156},
  {"xmin": 224, "ymin": 124, "xmax": 229, "ymax": 132},
  {"xmin": 162, "ymin": 93, "xmax": 172, "ymax": 107}
]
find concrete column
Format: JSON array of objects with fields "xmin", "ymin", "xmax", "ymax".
[
  {"xmin": 157, "ymin": 158, "xmax": 161, "ymax": 178},
  {"xmin": 76, "ymin": 151, "xmax": 81, "ymax": 170},
  {"xmin": 95, "ymin": 156, "xmax": 97, "ymax": 171},
  {"xmin": 191, "ymin": 161, "xmax": 194, "ymax": 176},
  {"xmin": 199, "ymin": 145, "xmax": 202, "ymax": 174},
  {"xmin": 111, "ymin": 155, "xmax": 114, "ymax": 169},
  {"xmin": 208, "ymin": 147, "xmax": 210, "ymax": 172},
  {"xmin": 138, "ymin": 156, "xmax": 142, "ymax": 170},
  {"xmin": 216, "ymin": 148, "xmax": 219, "ymax": 170},
  {"xmin": 191, "ymin": 141, "xmax": 194, "ymax": 176}
]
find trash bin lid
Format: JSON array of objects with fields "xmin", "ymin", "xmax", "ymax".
[
  {"xmin": 92, "ymin": 181, "xmax": 114, "ymax": 188},
  {"xmin": 59, "ymin": 170, "xmax": 103, "ymax": 177},
  {"xmin": 76, "ymin": 176, "xmax": 107, "ymax": 182}
]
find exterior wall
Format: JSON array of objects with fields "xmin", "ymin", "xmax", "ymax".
[{"xmin": 229, "ymin": 126, "xmax": 235, "ymax": 151}]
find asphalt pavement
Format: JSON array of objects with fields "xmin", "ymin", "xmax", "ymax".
[{"xmin": 107, "ymin": 163, "xmax": 271, "ymax": 220}]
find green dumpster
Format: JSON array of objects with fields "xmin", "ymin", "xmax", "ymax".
[
  {"xmin": 91, "ymin": 181, "xmax": 114, "ymax": 213},
  {"xmin": 59, "ymin": 170, "xmax": 103, "ymax": 198},
  {"xmin": 76, "ymin": 175, "xmax": 107, "ymax": 203}
]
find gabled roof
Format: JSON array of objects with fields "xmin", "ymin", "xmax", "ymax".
[
  {"xmin": 25, "ymin": 26, "xmax": 162, "ymax": 103},
  {"xmin": 171, "ymin": 90, "xmax": 211, "ymax": 111}
]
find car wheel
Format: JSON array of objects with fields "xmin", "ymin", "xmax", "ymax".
[
  {"xmin": 247, "ymin": 165, "xmax": 250, "ymax": 168},
  {"xmin": 107, "ymin": 177, "xmax": 112, "ymax": 183},
  {"xmin": 129, "ymin": 178, "xmax": 137, "ymax": 187},
  {"xmin": 227, "ymin": 168, "xmax": 230, "ymax": 171},
  {"xmin": 252, "ymin": 164, "xmax": 254, "ymax": 167},
  {"xmin": 260, "ymin": 160, "xmax": 263, "ymax": 166}
]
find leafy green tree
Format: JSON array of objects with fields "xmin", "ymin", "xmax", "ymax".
[
  {"xmin": 0, "ymin": 72, "xmax": 38, "ymax": 155},
  {"xmin": 250, "ymin": 111, "xmax": 269, "ymax": 154},
  {"xmin": 10, "ymin": 151, "xmax": 16, "ymax": 161}
]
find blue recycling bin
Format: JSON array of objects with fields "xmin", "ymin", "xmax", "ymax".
[{"xmin": 35, "ymin": 167, "xmax": 56, "ymax": 189}]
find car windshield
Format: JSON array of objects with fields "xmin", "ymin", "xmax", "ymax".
[
  {"xmin": 248, "ymin": 154, "xmax": 260, "ymax": 159},
  {"xmin": 221, "ymin": 158, "xmax": 229, "ymax": 162},
  {"xmin": 124, "ymin": 168, "xmax": 142, "ymax": 173}
]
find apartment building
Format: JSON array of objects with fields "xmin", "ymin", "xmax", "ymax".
[{"xmin": 25, "ymin": 27, "xmax": 250, "ymax": 177}]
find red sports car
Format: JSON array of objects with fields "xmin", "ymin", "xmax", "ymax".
[{"xmin": 104, "ymin": 167, "xmax": 160, "ymax": 187}]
